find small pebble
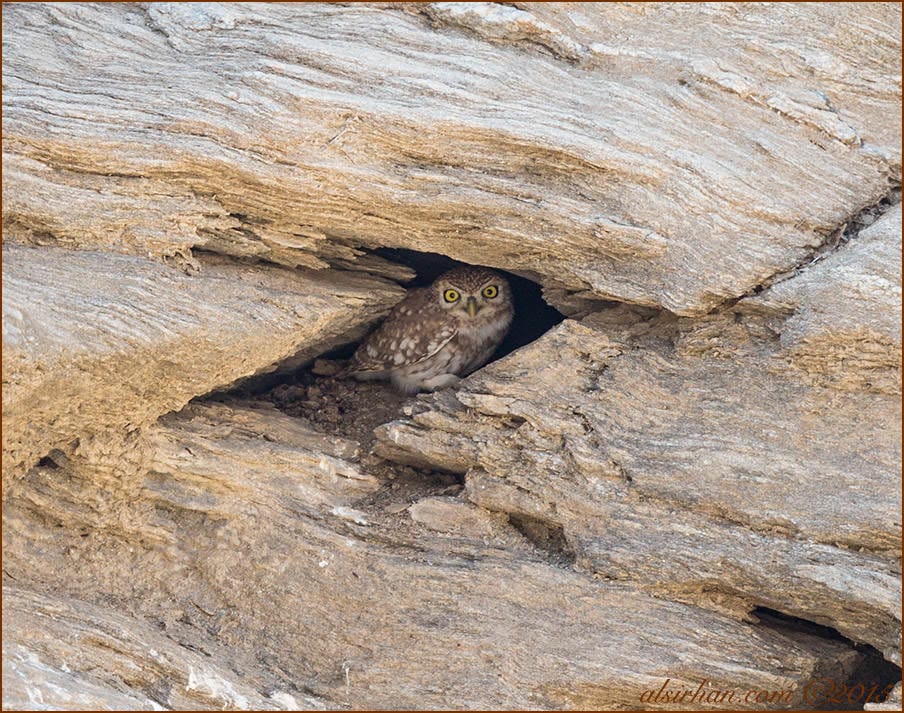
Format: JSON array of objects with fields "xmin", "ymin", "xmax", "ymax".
[{"xmin": 311, "ymin": 359, "xmax": 341, "ymax": 376}]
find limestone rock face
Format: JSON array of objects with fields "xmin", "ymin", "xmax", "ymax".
[
  {"xmin": 2, "ymin": 2, "xmax": 901, "ymax": 710},
  {"xmin": 746, "ymin": 204, "xmax": 903, "ymax": 395},
  {"xmin": 1, "ymin": 244, "xmax": 403, "ymax": 482},
  {"xmin": 375, "ymin": 304, "xmax": 902, "ymax": 659},
  {"xmin": 2, "ymin": 3, "xmax": 900, "ymax": 314},
  {"xmin": 0, "ymin": 404, "xmax": 874, "ymax": 710},
  {"xmin": 3, "ymin": 586, "xmax": 316, "ymax": 711}
]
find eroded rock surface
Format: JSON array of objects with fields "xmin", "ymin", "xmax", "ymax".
[
  {"xmin": 376, "ymin": 314, "xmax": 902, "ymax": 651},
  {"xmin": 745, "ymin": 204, "xmax": 902, "ymax": 395},
  {"xmin": 2, "ymin": 3, "xmax": 900, "ymax": 314},
  {"xmin": 2, "ymin": 2, "xmax": 901, "ymax": 710},
  {"xmin": 1, "ymin": 244, "xmax": 402, "ymax": 483},
  {"xmin": 3, "ymin": 587, "xmax": 316, "ymax": 711},
  {"xmin": 1, "ymin": 403, "xmax": 875, "ymax": 710},
  {"xmin": 375, "ymin": 203, "xmax": 903, "ymax": 663}
]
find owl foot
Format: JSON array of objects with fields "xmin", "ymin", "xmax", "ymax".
[
  {"xmin": 421, "ymin": 373, "xmax": 462, "ymax": 392},
  {"xmin": 391, "ymin": 372, "xmax": 461, "ymax": 394}
]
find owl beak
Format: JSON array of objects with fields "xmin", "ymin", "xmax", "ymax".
[{"xmin": 465, "ymin": 296, "xmax": 480, "ymax": 318}]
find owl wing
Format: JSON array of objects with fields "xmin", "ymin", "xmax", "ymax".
[{"xmin": 348, "ymin": 289, "xmax": 458, "ymax": 374}]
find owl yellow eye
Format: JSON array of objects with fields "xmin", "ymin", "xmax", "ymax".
[
  {"xmin": 443, "ymin": 289, "xmax": 460, "ymax": 303},
  {"xmin": 481, "ymin": 285, "xmax": 499, "ymax": 299}
]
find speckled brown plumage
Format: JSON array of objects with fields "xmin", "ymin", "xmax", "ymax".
[{"xmin": 347, "ymin": 266, "xmax": 513, "ymax": 393}]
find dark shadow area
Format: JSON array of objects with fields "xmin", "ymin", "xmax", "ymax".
[
  {"xmin": 507, "ymin": 513, "xmax": 575, "ymax": 568},
  {"xmin": 753, "ymin": 607, "xmax": 901, "ymax": 711},
  {"xmin": 233, "ymin": 248, "xmax": 565, "ymax": 394},
  {"xmin": 374, "ymin": 247, "xmax": 565, "ymax": 363},
  {"xmin": 215, "ymin": 250, "xmax": 566, "ymax": 441}
]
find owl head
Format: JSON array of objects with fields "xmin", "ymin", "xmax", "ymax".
[{"xmin": 432, "ymin": 266, "xmax": 512, "ymax": 321}]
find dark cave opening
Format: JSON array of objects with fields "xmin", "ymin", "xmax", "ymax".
[
  {"xmin": 213, "ymin": 249, "xmax": 565, "ymax": 475},
  {"xmin": 242, "ymin": 248, "xmax": 566, "ymax": 388},
  {"xmin": 506, "ymin": 513, "xmax": 575, "ymax": 567},
  {"xmin": 752, "ymin": 607, "xmax": 901, "ymax": 710},
  {"xmin": 202, "ymin": 250, "xmax": 562, "ymax": 523},
  {"xmin": 371, "ymin": 247, "xmax": 566, "ymax": 365}
]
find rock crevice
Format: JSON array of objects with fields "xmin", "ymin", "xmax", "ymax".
[{"xmin": 2, "ymin": 2, "xmax": 900, "ymax": 710}]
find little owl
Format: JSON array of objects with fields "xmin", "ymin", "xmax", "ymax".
[{"xmin": 346, "ymin": 266, "xmax": 513, "ymax": 393}]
